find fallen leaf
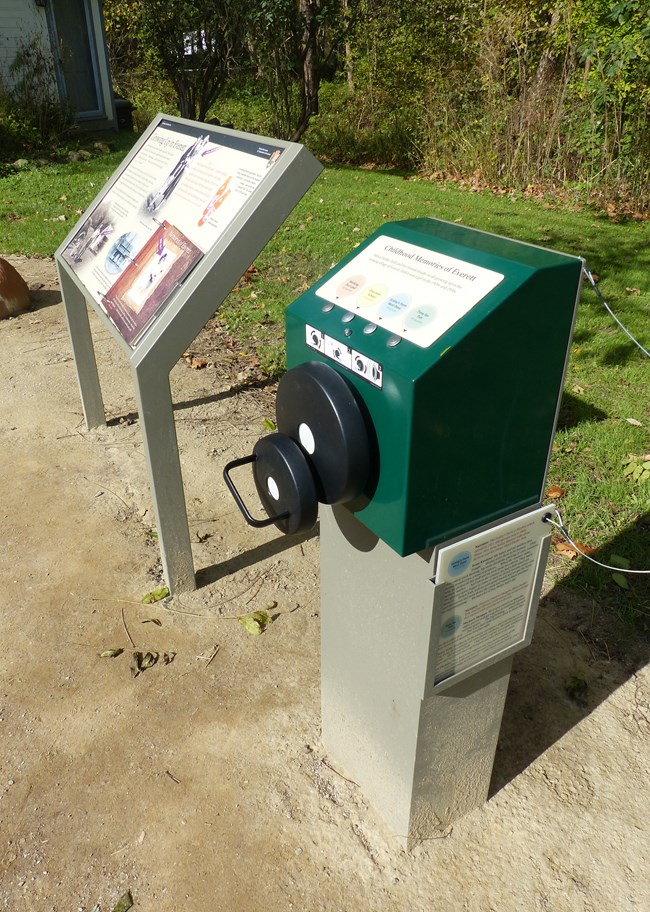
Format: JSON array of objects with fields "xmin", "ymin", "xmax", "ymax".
[
  {"xmin": 162, "ymin": 652, "xmax": 176, "ymax": 665},
  {"xmin": 182, "ymin": 351, "xmax": 208, "ymax": 369},
  {"xmin": 625, "ymin": 287, "xmax": 641, "ymax": 295},
  {"xmin": 552, "ymin": 536, "xmax": 579, "ymax": 559},
  {"xmin": 238, "ymin": 610, "xmax": 272, "ymax": 636},
  {"xmin": 99, "ymin": 648, "xmax": 124, "ymax": 658},
  {"xmin": 625, "ymin": 418, "xmax": 642, "ymax": 427},
  {"xmin": 130, "ymin": 652, "xmax": 143, "ymax": 677},
  {"xmin": 574, "ymin": 541, "xmax": 598, "ymax": 556},
  {"xmin": 142, "ymin": 618, "xmax": 162, "ymax": 626},
  {"xmin": 130, "ymin": 651, "xmax": 159, "ymax": 677},
  {"xmin": 609, "ymin": 553, "xmax": 631, "ymax": 569},
  {"xmin": 611, "ymin": 572, "xmax": 630, "ymax": 590},
  {"xmin": 142, "ymin": 586, "xmax": 170, "ymax": 604},
  {"xmin": 112, "ymin": 891, "xmax": 134, "ymax": 912},
  {"xmin": 552, "ymin": 535, "xmax": 597, "ymax": 559},
  {"xmin": 565, "ymin": 672, "xmax": 587, "ymax": 694},
  {"xmin": 545, "ymin": 485, "xmax": 566, "ymax": 499},
  {"xmin": 262, "ymin": 418, "xmax": 276, "ymax": 431}
]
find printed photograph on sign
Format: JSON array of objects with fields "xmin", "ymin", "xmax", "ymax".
[
  {"xmin": 61, "ymin": 119, "xmax": 283, "ymax": 347},
  {"xmin": 100, "ymin": 223, "xmax": 202, "ymax": 344}
]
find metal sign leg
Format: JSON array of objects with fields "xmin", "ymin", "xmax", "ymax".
[
  {"xmin": 132, "ymin": 362, "xmax": 196, "ymax": 593},
  {"xmin": 58, "ymin": 265, "xmax": 106, "ymax": 429}
]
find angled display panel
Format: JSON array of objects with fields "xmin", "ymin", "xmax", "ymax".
[{"xmin": 61, "ymin": 118, "xmax": 290, "ymax": 346}]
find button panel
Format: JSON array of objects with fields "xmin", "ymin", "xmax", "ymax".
[{"xmin": 305, "ymin": 325, "xmax": 383, "ymax": 389}]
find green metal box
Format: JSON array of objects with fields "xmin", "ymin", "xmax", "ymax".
[{"xmin": 285, "ymin": 218, "xmax": 582, "ymax": 556}]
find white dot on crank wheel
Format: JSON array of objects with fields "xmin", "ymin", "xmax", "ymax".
[
  {"xmin": 298, "ymin": 422, "xmax": 316, "ymax": 455},
  {"xmin": 267, "ymin": 476, "xmax": 280, "ymax": 501}
]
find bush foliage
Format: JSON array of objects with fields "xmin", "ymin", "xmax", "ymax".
[{"xmin": 102, "ymin": 0, "xmax": 650, "ymax": 210}]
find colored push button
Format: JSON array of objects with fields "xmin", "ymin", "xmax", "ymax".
[
  {"xmin": 387, "ymin": 335, "xmax": 401, "ymax": 347},
  {"xmin": 363, "ymin": 323, "xmax": 378, "ymax": 335},
  {"xmin": 341, "ymin": 311, "xmax": 355, "ymax": 323},
  {"xmin": 321, "ymin": 302, "xmax": 335, "ymax": 313}
]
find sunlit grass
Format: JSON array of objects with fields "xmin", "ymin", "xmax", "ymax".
[{"xmin": 2, "ymin": 148, "xmax": 648, "ymax": 636}]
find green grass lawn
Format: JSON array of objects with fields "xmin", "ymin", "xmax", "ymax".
[{"xmin": 1, "ymin": 142, "xmax": 648, "ymax": 641}]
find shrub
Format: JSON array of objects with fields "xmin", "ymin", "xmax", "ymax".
[
  {"xmin": 8, "ymin": 35, "xmax": 74, "ymax": 146},
  {"xmin": 0, "ymin": 93, "xmax": 41, "ymax": 160},
  {"xmin": 305, "ymin": 80, "xmax": 419, "ymax": 168}
]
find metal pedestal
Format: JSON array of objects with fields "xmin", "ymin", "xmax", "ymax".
[{"xmin": 320, "ymin": 505, "xmax": 513, "ymax": 847}]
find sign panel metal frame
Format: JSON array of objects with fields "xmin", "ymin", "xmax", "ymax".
[
  {"xmin": 428, "ymin": 505, "xmax": 552, "ymax": 693},
  {"xmin": 55, "ymin": 114, "xmax": 323, "ymax": 592}
]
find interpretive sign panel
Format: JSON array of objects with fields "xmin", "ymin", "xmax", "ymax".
[
  {"xmin": 61, "ymin": 118, "xmax": 284, "ymax": 346},
  {"xmin": 315, "ymin": 235, "xmax": 504, "ymax": 348},
  {"xmin": 56, "ymin": 113, "xmax": 322, "ymax": 593},
  {"xmin": 430, "ymin": 506, "xmax": 551, "ymax": 690}
]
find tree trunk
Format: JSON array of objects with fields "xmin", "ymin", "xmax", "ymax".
[
  {"xmin": 529, "ymin": 4, "xmax": 563, "ymax": 105},
  {"xmin": 291, "ymin": 0, "xmax": 320, "ymax": 142}
]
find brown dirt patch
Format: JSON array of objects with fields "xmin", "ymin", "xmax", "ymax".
[{"xmin": 1, "ymin": 255, "xmax": 648, "ymax": 912}]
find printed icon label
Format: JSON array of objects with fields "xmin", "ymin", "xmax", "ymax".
[
  {"xmin": 351, "ymin": 351, "xmax": 383, "ymax": 388},
  {"xmin": 380, "ymin": 293, "xmax": 411, "ymax": 319},
  {"xmin": 324, "ymin": 335, "xmax": 352, "ymax": 368},
  {"xmin": 357, "ymin": 283, "xmax": 387, "ymax": 308},
  {"xmin": 337, "ymin": 274, "xmax": 365, "ymax": 298}
]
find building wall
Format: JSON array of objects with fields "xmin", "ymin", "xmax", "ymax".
[
  {"xmin": 0, "ymin": 0, "xmax": 116, "ymax": 130},
  {"xmin": 0, "ymin": 1, "xmax": 51, "ymax": 92}
]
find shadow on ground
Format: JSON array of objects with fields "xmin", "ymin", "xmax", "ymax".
[
  {"xmin": 491, "ymin": 511, "xmax": 649, "ymax": 793},
  {"xmin": 556, "ymin": 390, "xmax": 607, "ymax": 429},
  {"xmin": 197, "ymin": 524, "xmax": 319, "ymax": 586}
]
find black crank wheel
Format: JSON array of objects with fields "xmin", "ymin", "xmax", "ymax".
[
  {"xmin": 275, "ymin": 361, "xmax": 370, "ymax": 505},
  {"xmin": 252, "ymin": 433, "xmax": 318, "ymax": 535}
]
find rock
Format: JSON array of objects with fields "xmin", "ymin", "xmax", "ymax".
[
  {"xmin": 67, "ymin": 149, "xmax": 93, "ymax": 162},
  {"xmin": 0, "ymin": 258, "xmax": 31, "ymax": 319}
]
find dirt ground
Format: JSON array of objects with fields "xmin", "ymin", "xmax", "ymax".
[{"xmin": 1, "ymin": 254, "xmax": 648, "ymax": 912}]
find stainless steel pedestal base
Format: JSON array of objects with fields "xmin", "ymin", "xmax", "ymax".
[{"xmin": 320, "ymin": 505, "xmax": 513, "ymax": 847}]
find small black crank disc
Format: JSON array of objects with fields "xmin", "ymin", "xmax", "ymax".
[{"xmin": 252, "ymin": 433, "xmax": 318, "ymax": 535}]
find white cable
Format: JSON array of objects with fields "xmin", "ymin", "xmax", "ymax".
[
  {"xmin": 582, "ymin": 266, "xmax": 650, "ymax": 358},
  {"xmin": 544, "ymin": 508, "xmax": 650, "ymax": 574}
]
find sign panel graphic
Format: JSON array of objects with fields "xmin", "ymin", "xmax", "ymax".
[
  {"xmin": 431, "ymin": 506, "xmax": 551, "ymax": 688},
  {"xmin": 62, "ymin": 120, "xmax": 283, "ymax": 345},
  {"xmin": 316, "ymin": 235, "xmax": 504, "ymax": 348}
]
